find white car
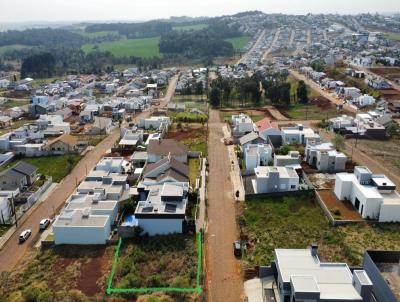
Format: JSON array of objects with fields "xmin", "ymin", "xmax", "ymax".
[
  {"xmin": 39, "ymin": 218, "xmax": 51, "ymax": 230},
  {"xmin": 19, "ymin": 229, "xmax": 32, "ymax": 243}
]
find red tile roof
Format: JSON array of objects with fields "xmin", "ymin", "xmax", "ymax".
[{"xmin": 255, "ymin": 117, "xmax": 279, "ymax": 132}]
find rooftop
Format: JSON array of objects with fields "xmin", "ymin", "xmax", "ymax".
[{"xmin": 53, "ymin": 209, "xmax": 109, "ymax": 227}]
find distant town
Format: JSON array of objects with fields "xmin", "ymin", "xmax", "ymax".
[{"xmin": 0, "ymin": 10, "xmax": 400, "ymax": 302}]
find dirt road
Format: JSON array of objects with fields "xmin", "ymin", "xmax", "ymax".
[
  {"xmin": 206, "ymin": 110, "xmax": 243, "ymax": 302},
  {"xmin": 290, "ymin": 70, "xmax": 357, "ymax": 113},
  {"xmin": 0, "ymin": 75, "xmax": 179, "ymax": 272}
]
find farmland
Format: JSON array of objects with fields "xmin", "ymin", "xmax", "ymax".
[
  {"xmin": 224, "ymin": 36, "xmax": 251, "ymax": 50},
  {"xmin": 239, "ymin": 192, "xmax": 400, "ymax": 269},
  {"xmin": 82, "ymin": 37, "xmax": 162, "ymax": 58}
]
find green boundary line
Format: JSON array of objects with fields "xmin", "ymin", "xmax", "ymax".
[{"xmin": 106, "ymin": 232, "xmax": 203, "ymax": 295}]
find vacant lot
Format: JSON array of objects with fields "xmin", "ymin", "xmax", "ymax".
[
  {"xmin": 168, "ymin": 111, "xmax": 208, "ymax": 123},
  {"xmin": 111, "ymin": 235, "xmax": 199, "ymax": 302},
  {"xmin": 0, "ymin": 155, "xmax": 82, "ymax": 182},
  {"xmin": 317, "ymin": 190, "xmax": 363, "ymax": 221},
  {"xmin": 370, "ymin": 67, "xmax": 400, "ymax": 81},
  {"xmin": 166, "ymin": 123, "xmax": 208, "ymax": 156},
  {"xmin": 281, "ymin": 100, "xmax": 340, "ymax": 120},
  {"xmin": 188, "ymin": 158, "xmax": 200, "ymax": 189},
  {"xmin": 239, "ymin": 192, "xmax": 400, "ymax": 268},
  {"xmin": 82, "ymin": 37, "xmax": 162, "ymax": 58},
  {"xmin": 347, "ymin": 138, "xmax": 400, "ymax": 176},
  {"xmin": 173, "ymin": 23, "xmax": 208, "ymax": 31},
  {"xmin": 0, "ymin": 245, "xmax": 114, "ymax": 301},
  {"xmin": 224, "ymin": 36, "xmax": 251, "ymax": 49},
  {"xmin": 219, "ymin": 109, "xmax": 269, "ymax": 123}
]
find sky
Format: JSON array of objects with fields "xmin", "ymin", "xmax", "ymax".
[{"xmin": 1, "ymin": 0, "xmax": 399, "ymax": 23}]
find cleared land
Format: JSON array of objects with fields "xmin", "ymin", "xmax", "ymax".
[
  {"xmin": 219, "ymin": 109, "xmax": 269, "ymax": 123},
  {"xmin": 0, "ymin": 99, "xmax": 29, "ymax": 108},
  {"xmin": 173, "ymin": 24, "xmax": 208, "ymax": 31},
  {"xmin": 224, "ymin": 36, "xmax": 251, "ymax": 50},
  {"xmin": 347, "ymin": 138, "xmax": 400, "ymax": 177},
  {"xmin": 0, "ymin": 245, "xmax": 114, "ymax": 301},
  {"xmin": 240, "ymin": 192, "xmax": 400, "ymax": 268},
  {"xmin": 82, "ymin": 37, "xmax": 162, "ymax": 58},
  {"xmin": 0, "ymin": 44, "xmax": 31, "ymax": 54},
  {"xmin": 281, "ymin": 100, "xmax": 340, "ymax": 120},
  {"xmin": 165, "ymin": 123, "xmax": 208, "ymax": 156},
  {"xmin": 0, "ymin": 155, "xmax": 82, "ymax": 182},
  {"xmin": 111, "ymin": 235, "xmax": 199, "ymax": 302}
]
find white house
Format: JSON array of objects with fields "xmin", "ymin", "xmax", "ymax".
[
  {"xmin": 305, "ymin": 142, "xmax": 347, "ymax": 172},
  {"xmin": 53, "ymin": 209, "xmax": 111, "ymax": 245},
  {"xmin": 355, "ymin": 94, "xmax": 375, "ymax": 107},
  {"xmin": 0, "ymin": 79, "xmax": 10, "ymax": 89},
  {"xmin": 231, "ymin": 113, "xmax": 256, "ymax": 136},
  {"xmin": 88, "ymin": 117, "xmax": 113, "ymax": 135},
  {"xmin": 253, "ymin": 166, "xmax": 299, "ymax": 194},
  {"xmin": 135, "ymin": 182, "xmax": 189, "ymax": 236},
  {"xmin": 334, "ymin": 166, "xmax": 400, "ymax": 222},
  {"xmin": 244, "ymin": 143, "xmax": 272, "ymax": 172},
  {"xmin": 273, "ymin": 151, "xmax": 301, "ymax": 168},
  {"xmin": 281, "ymin": 124, "xmax": 320, "ymax": 145},
  {"xmin": 138, "ymin": 116, "xmax": 171, "ymax": 131}
]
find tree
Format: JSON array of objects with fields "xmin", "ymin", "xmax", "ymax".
[
  {"xmin": 387, "ymin": 123, "xmax": 400, "ymax": 137},
  {"xmin": 210, "ymin": 87, "xmax": 221, "ymax": 107},
  {"xmin": 297, "ymin": 80, "xmax": 309, "ymax": 103},
  {"xmin": 333, "ymin": 134, "xmax": 345, "ymax": 151}
]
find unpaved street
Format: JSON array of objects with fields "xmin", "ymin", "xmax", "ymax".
[
  {"xmin": 206, "ymin": 110, "xmax": 243, "ymax": 302},
  {"xmin": 0, "ymin": 75, "xmax": 179, "ymax": 272}
]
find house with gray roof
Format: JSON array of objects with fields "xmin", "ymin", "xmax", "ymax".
[{"xmin": 0, "ymin": 161, "xmax": 38, "ymax": 190}]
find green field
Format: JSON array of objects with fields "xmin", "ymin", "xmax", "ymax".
[
  {"xmin": 0, "ymin": 44, "xmax": 31, "ymax": 54},
  {"xmin": 384, "ymin": 32, "xmax": 400, "ymax": 41},
  {"xmin": 224, "ymin": 36, "xmax": 251, "ymax": 49},
  {"xmin": 0, "ymin": 99, "xmax": 29, "ymax": 109},
  {"xmin": 82, "ymin": 37, "xmax": 162, "ymax": 58},
  {"xmin": 0, "ymin": 155, "xmax": 82, "ymax": 182},
  {"xmin": 173, "ymin": 23, "xmax": 208, "ymax": 31},
  {"xmin": 240, "ymin": 192, "xmax": 400, "ymax": 268}
]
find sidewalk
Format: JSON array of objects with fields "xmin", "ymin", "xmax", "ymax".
[
  {"xmin": 0, "ymin": 182, "xmax": 58, "ymax": 250},
  {"xmin": 196, "ymin": 158, "xmax": 207, "ymax": 232}
]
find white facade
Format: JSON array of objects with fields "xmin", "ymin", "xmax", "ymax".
[
  {"xmin": 281, "ymin": 124, "xmax": 320, "ymax": 145},
  {"xmin": 334, "ymin": 166, "xmax": 400, "ymax": 222},
  {"xmin": 306, "ymin": 142, "xmax": 347, "ymax": 172},
  {"xmin": 273, "ymin": 151, "xmax": 301, "ymax": 167},
  {"xmin": 231, "ymin": 113, "xmax": 256, "ymax": 135},
  {"xmin": 253, "ymin": 166, "xmax": 299, "ymax": 194},
  {"xmin": 138, "ymin": 116, "xmax": 171, "ymax": 130},
  {"xmin": 244, "ymin": 144, "xmax": 272, "ymax": 172},
  {"xmin": 356, "ymin": 94, "xmax": 375, "ymax": 107}
]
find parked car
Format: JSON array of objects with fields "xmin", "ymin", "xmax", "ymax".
[
  {"xmin": 233, "ymin": 240, "xmax": 241, "ymax": 257},
  {"xmin": 19, "ymin": 229, "xmax": 32, "ymax": 243},
  {"xmin": 39, "ymin": 218, "xmax": 51, "ymax": 230}
]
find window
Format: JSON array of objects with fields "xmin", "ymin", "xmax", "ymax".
[{"xmin": 291, "ymin": 185, "xmax": 296, "ymax": 189}]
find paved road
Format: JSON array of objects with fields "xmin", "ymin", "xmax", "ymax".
[
  {"xmin": 206, "ymin": 110, "xmax": 243, "ymax": 302},
  {"xmin": 262, "ymin": 28, "xmax": 281, "ymax": 62},
  {"xmin": 237, "ymin": 29, "xmax": 266, "ymax": 65},
  {"xmin": 0, "ymin": 74, "xmax": 179, "ymax": 272}
]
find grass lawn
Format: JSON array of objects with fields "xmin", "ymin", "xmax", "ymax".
[
  {"xmin": 240, "ymin": 192, "xmax": 400, "ymax": 269},
  {"xmin": 31, "ymin": 77, "xmax": 61, "ymax": 87},
  {"xmin": 82, "ymin": 37, "xmax": 162, "ymax": 58},
  {"xmin": 169, "ymin": 111, "xmax": 208, "ymax": 123},
  {"xmin": 0, "ymin": 225, "xmax": 10, "ymax": 237},
  {"xmin": 224, "ymin": 36, "xmax": 251, "ymax": 49},
  {"xmin": 383, "ymin": 32, "xmax": 400, "ymax": 41},
  {"xmin": 72, "ymin": 134, "xmax": 104, "ymax": 146},
  {"xmin": 188, "ymin": 158, "xmax": 200, "ymax": 189},
  {"xmin": 284, "ymin": 103, "xmax": 339, "ymax": 120},
  {"xmin": 173, "ymin": 23, "xmax": 208, "ymax": 31},
  {"xmin": 112, "ymin": 234, "xmax": 199, "ymax": 301},
  {"xmin": 165, "ymin": 124, "xmax": 208, "ymax": 157},
  {"xmin": 0, "ymin": 155, "xmax": 82, "ymax": 183},
  {"xmin": 0, "ymin": 99, "xmax": 29, "ymax": 109}
]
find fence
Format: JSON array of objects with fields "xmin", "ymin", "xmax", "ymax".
[{"xmin": 24, "ymin": 177, "xmax": 53, "ymax": 210}]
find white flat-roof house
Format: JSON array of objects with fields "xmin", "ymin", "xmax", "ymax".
[
  {"xmin": 334, "ymin": 166, "xmax": 400, "ymax": 222},
  {"xmin": 253, "ymin": 166, "xmax": 299, "ymax": 194},
  {"xmin": 138, "ymin": 116, "xmax": 171, "ymax": 131},
  {"xmin": 53, "ymin": 209, "xmax": 111, "ymax": 245},
  {"xmin": 231, "ymin": 113, "xmax": 256, "ymax": 136},
  {"xmin": 281, "ymin": 124, "xmax": 320, "ymax": 145},
  {"xmin": 306, "ymin": 142, "xmax": 347, "ymax": 172},
  {"xmin": 273, "ymin": 151, "xmax": 301, "ymax": 168},
  {"xmin": 275, "ymin": 246, "xmax": 372, "ymax": 302},
  {"xmin": 244, "ymin": 143, "xmax": 272, "ymax": 172},
  {"xmin": 135, "ymin": 182, "xmax": 189, "ymax": 236}
]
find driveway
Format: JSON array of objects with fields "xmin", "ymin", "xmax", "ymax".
[
  {"xmin": 0, "ymin": 75, "xmax": 178, "ymax": 272},
  {"xmin": 206, "ymin": 109, "xmax": 243, "ymax": 302}
]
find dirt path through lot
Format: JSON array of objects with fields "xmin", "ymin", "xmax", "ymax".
[{"xmin": 205, "ymin": 109, "xmax": 243, "ymax": 302}]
